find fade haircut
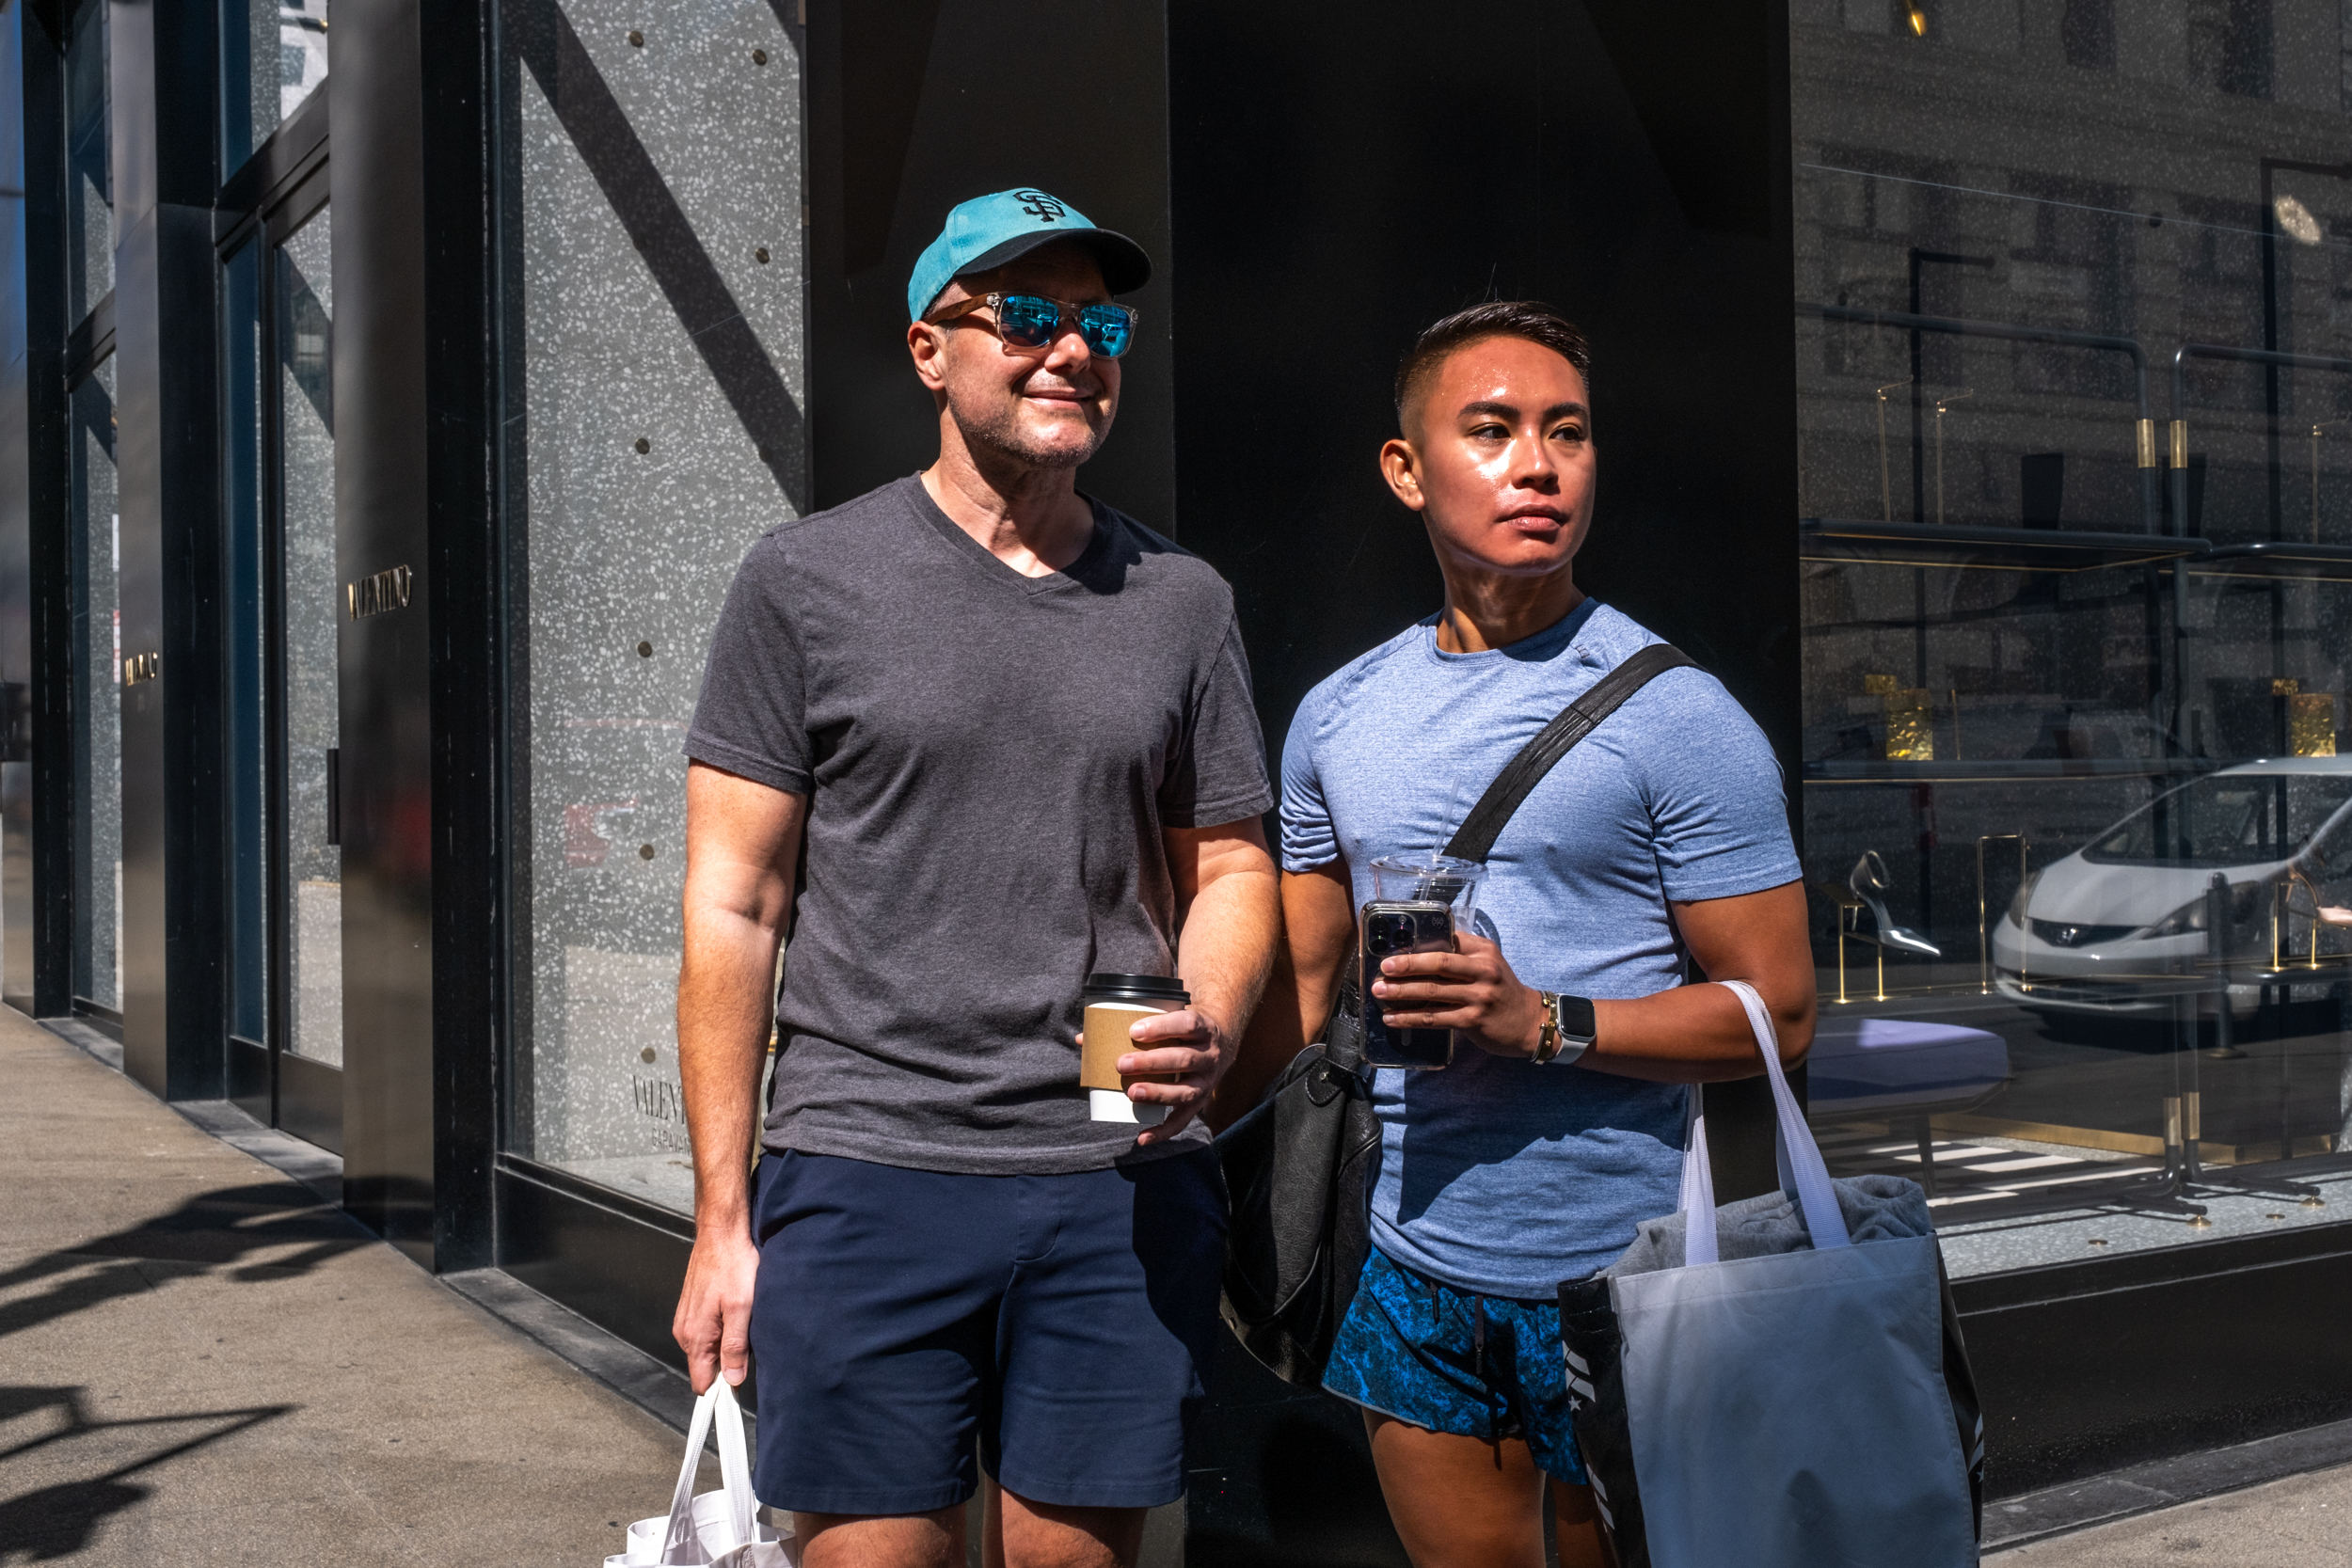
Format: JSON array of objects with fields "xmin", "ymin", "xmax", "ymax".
[{"xmin": 1393, "ymin": 301, "xmax": 1593, "ymax": 433}]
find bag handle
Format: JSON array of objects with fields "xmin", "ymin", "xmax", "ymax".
[
  {"xmin": 1680, "ymin": 979, "xmax": 1850, "ymax": 1267},
  {"xmin": 1440, "ymin": 642, "xmax": 1696, "ymax": 863},
  {"xmin": 660, "ymin": 1379, "xmax": 759, "ymax": 1564}
]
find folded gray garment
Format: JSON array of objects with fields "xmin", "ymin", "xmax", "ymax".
[{"xmin": 1598, "ymin": 1172, "xmax": 1933, "ymax": 1278}]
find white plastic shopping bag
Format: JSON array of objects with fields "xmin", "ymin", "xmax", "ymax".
[{"xmin": 602, "ymin": 1377, "xmax": 794, "ymax": 1568}]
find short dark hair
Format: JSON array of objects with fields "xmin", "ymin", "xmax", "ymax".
[{"xmin": 1393, "ymin": 302, "xmax": 1593, "ymax": 431}]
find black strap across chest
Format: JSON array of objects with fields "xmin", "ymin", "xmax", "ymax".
[{"xmin": 1438, "ymin": 642, "xmax": 1698, "ymax": 864}]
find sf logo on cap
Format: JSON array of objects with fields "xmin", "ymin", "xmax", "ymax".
[{"xmin": 1015, "ymin": 191, "xmax": 1066, "ymax": 223}]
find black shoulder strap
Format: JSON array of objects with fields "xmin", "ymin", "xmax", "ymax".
[{"xmin": 1440, "ymin": 642, "xmax": 1698, "ymax": 863}]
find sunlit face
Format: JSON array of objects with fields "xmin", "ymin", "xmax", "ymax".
[
  {"xmin": 1383, "ymin": 336, "xmax": 1595, "ymax": 577},
  {"xmin": 910, "ymin": 241, "xmax": 1120, "ymax": 470}
]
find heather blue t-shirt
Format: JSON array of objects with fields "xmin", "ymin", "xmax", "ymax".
[{"xmin": 1279, "ymin": 599, "xmax": 1800, "ymax": 1296}]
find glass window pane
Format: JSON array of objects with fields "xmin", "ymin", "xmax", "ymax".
[
  {"xmin": 64, "ymin": 0, "xmax": 109, "ymax": 325},
  {"xmin": 500, "ymin": 2, "xmax": 806, "ymax": 1212},
  {"xmin": 70, "ymin": 354, "xmax": 117, "ymax": 1012},
  {"xmin": 224, "ymin": 236, "xmax": 267, "ymax": 1045},
  {"xmin": 1792, "ymin": 6, "xmax": 2352, "ymax": 1276},
  {"xmin": 278, "ymin": 205, "xmax": 338, "ymax": 1064},
  {"xmin": 219, "ymin": 0, "xmax": 326, "ymax": 176}
]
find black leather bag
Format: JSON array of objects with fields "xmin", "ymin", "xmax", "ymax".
[{"xmin": 1216, "ymin": 642, "xmax": 1695, "ymax": 1387}]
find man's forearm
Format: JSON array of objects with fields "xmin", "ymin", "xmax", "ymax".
[
  {"xmin": 1584, "ymin": 982, "xmax": 1812, "ymax": 1082},
  {"xmin": 677, "ymin": 912, "xmax": 784, "ymax": 1228},
  {"xmin": 1175, "ymin": 865, "xmax": 1280, "ymax": 1070}
]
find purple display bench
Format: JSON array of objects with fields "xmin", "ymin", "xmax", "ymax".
[{"xmin": 1807, "ymin": 1015, "xmax": 2011, "ymax": 1196}]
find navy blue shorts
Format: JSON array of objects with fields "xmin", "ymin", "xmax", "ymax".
[
  {"xmin": 1322, "ymin": 1246, "xmax": 1586, "ymax": 1485},
  {"xmin": 748, "ymin": 1148, "xmax": 1227, "ymax": 1515}
]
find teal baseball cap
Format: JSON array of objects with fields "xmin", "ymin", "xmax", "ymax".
[{"xmin": 907, "ymin": 188, "xmax": 1151, "ymax": 322}]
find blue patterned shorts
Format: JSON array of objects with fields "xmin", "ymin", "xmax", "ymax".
[{"xmin": 1322, "ymin": 1246, "xmax": 1585, "ymax": 1484}]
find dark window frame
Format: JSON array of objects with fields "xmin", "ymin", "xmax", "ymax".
[{"xmin": 215, "ymin": 107, "xmax": 332, "ymax": 1128}]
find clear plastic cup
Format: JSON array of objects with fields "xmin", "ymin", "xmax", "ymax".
[{"xmin": 1370, "ymin": 852, "xmax": 1487, "ymax": 927}]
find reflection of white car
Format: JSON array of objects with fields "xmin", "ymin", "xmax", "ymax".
[{"xmin": 1991, "ymin": 758, "xmax": 2352, "ymax": 1017}]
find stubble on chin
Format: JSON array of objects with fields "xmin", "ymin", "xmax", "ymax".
[{"xmin": 949, "ymin": 395, "xmax": 1111, "ymax": 473}]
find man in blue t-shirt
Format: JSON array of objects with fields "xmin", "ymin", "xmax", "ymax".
[{"xmin": 1225, "ymin": 302, "xmax": 1814, "ymax": 1568}]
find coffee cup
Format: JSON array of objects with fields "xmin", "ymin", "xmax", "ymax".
[{"xmin": 1080, "ymin": 973, "xmax": 1189, "ymax": 1127}]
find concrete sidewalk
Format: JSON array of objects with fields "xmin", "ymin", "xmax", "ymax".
[
  {"xmin": 1993, "ymin": 1461, "xmax": 2352, "ymax": 1563},
  {"xmin": 0, "ymin": 1007, "xmax": 710, "ymax": 1564}
]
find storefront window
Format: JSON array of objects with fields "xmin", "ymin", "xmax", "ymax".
[
  {"xmin": 278, "ymin": 204, "xmax": 338, "ymax": 1065},
  {"xmin": 63, "ymin": 0, "xmax": 107, "ymax": 325},
  {"xmin": 69, "ymin": 353, "xmax": 117, "ymax": 1018},
  {"xmin": 218, "ymin": 0, "xmax": 326, "ymax": 176},
  {"xmin": 497, "ymin": 0, "xmax": 806, "ymax": 1213},
  {"xmin": 1792, "ymin": 2, "xmax": 2352, "ymax": 1272},
  {"xmin": 224, "ymin": 237, "xmax": 266, "ymax": 1048}
]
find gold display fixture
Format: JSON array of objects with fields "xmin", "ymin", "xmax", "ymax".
[
  {"xmin": 1933, "ymin": 389, "xmax": 1971, "ymax": 525},
  {"xmin": 1875, "ymin": 379, "xmax": 1909, "ymax": 522},
  {"xmin": 2313, "ymin": 420, "xmax": 2347, "ymax": 542}
]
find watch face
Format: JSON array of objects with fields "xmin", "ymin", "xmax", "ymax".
[{"xmin": 1560, "ymin": 993, "xmax": 1597, "ymax": 1041}]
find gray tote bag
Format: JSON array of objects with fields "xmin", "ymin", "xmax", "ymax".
[{"xmin": 1556, "ymin": 981, "xmax": 1981, "ymax": 1568}]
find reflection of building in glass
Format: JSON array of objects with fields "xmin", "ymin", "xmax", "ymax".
[
  {"xmin": 1793, "ymin": 4, "xmax": 2352, "ymax": 1266},
  {"xmin": 278, "ymin": 0, "xmax": 327, "ymax": 120}
]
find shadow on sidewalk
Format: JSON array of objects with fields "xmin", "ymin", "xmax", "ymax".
[
  {"xmin": 0, "ymin": 1385, "xmax": 294, "ymax": 1560},
  {"xmin": 0, "ymin": 1180, "xmax": 371, "ymax": 1343}
]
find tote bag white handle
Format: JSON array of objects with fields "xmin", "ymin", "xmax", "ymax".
[
  {"xmin": 1680, "ymin": 979, "xmax": 1851, "ymax": 1267},
  {"xmin": 660, "ymin": 1378, "xmax": 760, "ymax": 1565}
]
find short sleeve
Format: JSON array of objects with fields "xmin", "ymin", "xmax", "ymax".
[
  {"xmin": 682, "ymin": 536, "xmax": 812, "ymax": 795},
  {"xmin": 1636, "ymin": 671, "xmax": 1802, "ymax": 902},
  {"xmin": 1278, "ymin": 689, "xmax": 1339, "ymax": 873},
  {"xmin": 1157, "ymin": 614, "xmax": 1274, "ymax": 829}
]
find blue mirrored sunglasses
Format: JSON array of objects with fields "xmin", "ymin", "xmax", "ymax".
[{"xmin": 924, "ymin": 292, "xmax": 1138, "ymax": 358}]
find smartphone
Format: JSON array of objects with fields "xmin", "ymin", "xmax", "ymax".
[{"xmin": 1360, "ymin": 900, "xmax": 1456, "ymax": 1069}]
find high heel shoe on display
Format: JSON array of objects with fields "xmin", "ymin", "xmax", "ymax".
[{"xmin": 1851, "ymin": 850, "xmax": 1943, "ymax": 958}]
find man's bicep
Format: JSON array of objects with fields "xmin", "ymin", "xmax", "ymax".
[
  {"xmin": 1165, "ymin": 815, "xmax": 1276, "ymax": 903},
  {"xmin": 685, "ymin": 761, "xmax": 808, "ymax": 927},
  {"xmin": 1670, "ymin": 879, "xmax": 1816, "ymax": 1057}
]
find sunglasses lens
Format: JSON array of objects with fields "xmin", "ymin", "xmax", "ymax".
[
  {"xmin": 995, "ymin": 295, "xmax": 1059, "ymax": 348},
  {"xmin": 1079, "ymin": 307, "xmax": 1134, "ymax": 358}
]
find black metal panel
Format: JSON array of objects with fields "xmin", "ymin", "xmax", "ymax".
[
  {"xmin": 4, "ymin": 0, "xmax": 67, "ymax": 1020},
  {"xmin": 419, "ymin": 0, "xmax": 498, "ymax": 1275},
  {"xmin": 1958, "ymin": 1229, "xmax": 2352, "ymax": 1494},
  {"xmin": 495, "ymin": 1160, "xmax": 695, "ymax": 1370},
  {"xmin": 111, "ymin": 0, "xmax": 227, "ymax": 1100},
  {"xmin": 109, "ymin": 193, "xmax": 167, "ymax": 1092},
  {"xmin": 227, "ymin": 1033, "xmax": 268, "ymax": 1121},
  {"xmin": 329, "ymin": 0, "xmax": 437, "ymax": 1261},
  {"xmin": 1165, "ymin": 0, "xmax": 1798, "ymax": 796},
  {"xmin": 802, "ymin": 0, "xmax": 1174, "ymax": 533},
  {"xmin": 1189, "ymin": 1335, "xmax": 1407, "ymax": 1568},
  {"xmin": 277, "ymin": 1047, "xmax": 344, "ymax": 1156},
  {"xmin": 22, "ymin": 24, "xmax": 68, "ymax": 1024},
  {"xmin": 216, "ymin": 83, "xmax": 327, "ymax": 237}
]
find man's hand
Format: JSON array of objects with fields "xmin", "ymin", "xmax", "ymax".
[
  {"xmin": 674, "ymin": 1226, "xmax": 762, "ymax": 1392},
  {"xmin": 1370, "ymin": 930, "xmax": 1545, "ymax": 1059},
  {"xmin": 1115, "ymin": 1005, "xmax": 1236, "ymax": 1146}
]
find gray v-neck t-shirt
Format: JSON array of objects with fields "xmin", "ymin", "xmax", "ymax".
[{"xmin": 685, "ymin": 476, "xmax": 1273, "ymax": 1174}]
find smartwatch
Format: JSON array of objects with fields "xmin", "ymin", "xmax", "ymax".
[{"xmin": 1533, "ymin": 991, "xmax": 1597, "ymax": 1066}]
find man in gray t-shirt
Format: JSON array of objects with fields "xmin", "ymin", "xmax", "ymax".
[{"xmin": 672, "ymin": 190, "xmax": 1278, "ymax": 1568}]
